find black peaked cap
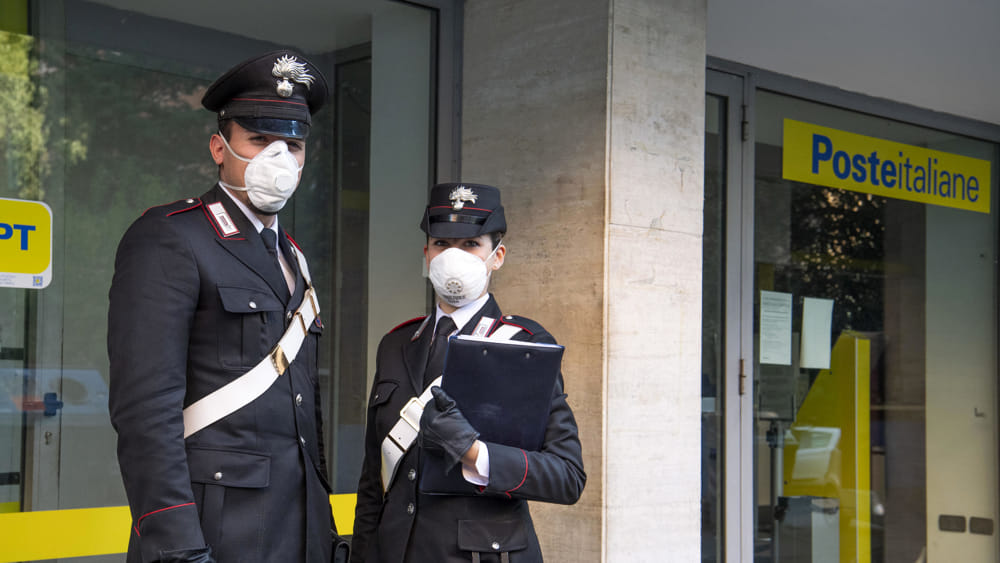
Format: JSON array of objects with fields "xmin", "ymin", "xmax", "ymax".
[
  {"xmin": 202, "ymin": 49, "xmax": 329, "ymax": 139},
  {"xmin": 420, "ymin": 183, "xmax": 507, "ymax": 238}
]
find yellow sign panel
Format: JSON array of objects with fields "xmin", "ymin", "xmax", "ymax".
[
  {"xmin": 783, "ymin": 119, "xmax": 992, "ymax": 214},
  {"xmin": 0, "ymin": 197, "xmax": 52, "ymax": 289}
]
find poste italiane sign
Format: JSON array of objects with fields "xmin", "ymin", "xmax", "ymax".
[
  {"xmin": 783, "ymin": 119, "xmax": 992, "ymax": 214},
  {"xmin": 0, "ymin": 197, "xmax": 53, "ymax": 289}
]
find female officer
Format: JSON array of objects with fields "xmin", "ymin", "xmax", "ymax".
[{"xmin": 351, "ymin": 183, "xmax": 586, "ymax": 563}]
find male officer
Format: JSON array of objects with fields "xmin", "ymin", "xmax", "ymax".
[
  {"xmin": 352, "ymin": 183, "xmax": 586, "ymax": 562},
  {"xmin": 108, "ymin": 50, "xmax": 345, "ymax": 562}
]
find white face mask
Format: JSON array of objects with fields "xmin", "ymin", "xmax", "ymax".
[
  {"xmin": 217, "ymin": 132, "xmax": 303, "ymax": 213},
  {"xmin": 428, "ymin": 244, "xmax": 502, "ymax": 308}
]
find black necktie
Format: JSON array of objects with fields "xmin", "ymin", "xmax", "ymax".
[
  {"xmin": 425, "ymin": 316, "xmax": 456, "ymax": 386},
  {"xmin": 260, "ymin": 229, "xmax": 287, "ymax": 293}
]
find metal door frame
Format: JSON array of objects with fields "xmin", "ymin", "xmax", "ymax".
[{"xmin": 706, "ymin": 68, "xmax": 755, "ymax": 563}]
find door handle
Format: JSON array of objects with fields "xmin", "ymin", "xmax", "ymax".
[{"xmin": 43, "ymin": 392, "xmax": 63, "ymax": 416}]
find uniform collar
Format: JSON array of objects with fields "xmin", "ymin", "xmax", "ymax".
[
  {"xmin": 434, "ymin": 293, "xmax": 490, "ymax": 335},
  {"xmin": 219, "ymin": 183, "xmax": 280, "ymax": 236}
]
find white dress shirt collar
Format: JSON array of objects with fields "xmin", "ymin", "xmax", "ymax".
[
  {"xmin": 219, "ymin": 183, "xmax": 279, "ymax": 237},
  {"xmin": 434, "ymin": 293, "xmax": 490, "ymax": 335}
]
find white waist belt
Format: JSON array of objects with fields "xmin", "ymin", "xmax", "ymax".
[{"xmin": 183, "ymin": 244, "xmax": 318, "ymax": 439}]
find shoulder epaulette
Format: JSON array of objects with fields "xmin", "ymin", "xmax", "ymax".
[
  {"xmin": 390, "ymin": 316, "xmax": 427, "ymax": 334},
  {"xmin": 142, "ymin": 197, "xmax": 202, "ymax": 218},
  {"xmin": 496, "ymin": 314, "xmax": 543, "ymax": 336}
]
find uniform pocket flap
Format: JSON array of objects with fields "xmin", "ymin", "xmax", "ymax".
[
  {"xmin": 457, "ymin": 519, "xmax": 528, "ymax": 553},
  {"xmin": 369, "ymin": 381, "xmax": 398, "ymax": 407},
  {"xmin": 187, "ymin": 447, "xmax": 271, "ymax": 488},
  {"xmin": 218, "ymin": 285, "xmax": 283, "ymax": 313}
]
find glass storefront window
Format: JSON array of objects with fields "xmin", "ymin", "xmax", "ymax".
[
  {"xmin": 1, "ymin": 0, "xmax": 442, "ymax": 559},
  {"xmin": 752, "ymin": 90, "xmax": 998, "ymax": 562}
]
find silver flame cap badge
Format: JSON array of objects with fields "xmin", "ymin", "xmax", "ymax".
[
  {"xmin": 449, "ymin": 186, "xmax": 477, "ymax": 210},
  {"xmin": 272, "ymin": 55, "xmax": 314, "ymax": 98}
]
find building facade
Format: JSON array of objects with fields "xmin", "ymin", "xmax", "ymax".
[{"xmin": 0, "ymin": 0, "xmax": 997, "ymax": 561}]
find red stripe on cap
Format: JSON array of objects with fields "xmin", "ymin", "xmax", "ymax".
[
  {"xmin": 429, "ymin": 205, "xmax": 491, "ymax": 213},
  {"xmin": 230, "ymin": 97, "xmax": 308, "ymax": 107}
]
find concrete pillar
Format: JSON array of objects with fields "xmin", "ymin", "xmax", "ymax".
[
  {"xmin": 604, "ymin": 0, "xmax": 705, "ymax": 560},
  {"xmin": 462, "ymin": 1, "xmax": 705, "ymax": 560}
]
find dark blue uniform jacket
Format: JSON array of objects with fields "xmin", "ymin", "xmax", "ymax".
[
  {"xmin": 108, "ymin": 184, "xmax": 334, "ymax": 562},
  {"xmin": 351, "ymin": 296, "xmax": 585, "ymax": 563}
]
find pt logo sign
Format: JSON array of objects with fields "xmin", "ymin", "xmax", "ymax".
[{"xmin": 0, "ymin": 198, "xmax": 53, "ymax": 289}]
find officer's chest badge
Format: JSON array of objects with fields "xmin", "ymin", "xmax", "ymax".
[
  {"xmin": 272, "ymin": 55, "xmax": 315, "ymax": 98},
  {"xmin": 449, "ymin": 186, "xmax": 477, "ymax": 210}
]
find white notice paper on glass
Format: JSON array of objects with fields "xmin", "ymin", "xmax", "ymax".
[
  {"xmin": 800, "ymin": 297, "xmax": 834, "ymax": 369},
  {"xmin": 760, "ymin": 290, "xmax": 792, "ymax": 365}
]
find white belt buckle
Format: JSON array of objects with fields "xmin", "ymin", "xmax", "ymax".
[{"xmin": 399, "ymin": 396, "xmax": 425, "ymax": 431}]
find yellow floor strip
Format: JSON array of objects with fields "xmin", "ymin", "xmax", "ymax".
[
  {"xmin": 0, "ymin": 494, "xmax": 355, "ymax": 562},
  {"xmin": 0, "ymin": 505, "xmax": 130, "ymax": 562}
]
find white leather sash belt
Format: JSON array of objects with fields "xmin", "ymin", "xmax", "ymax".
[{"xmin": 183, "ymin": 244, "xmax": 317, "ymax": 439}]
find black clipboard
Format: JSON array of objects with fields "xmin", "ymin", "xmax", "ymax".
[{"xmin": 419, "ymin": 335, "xmax": 564, "ymax": 495}]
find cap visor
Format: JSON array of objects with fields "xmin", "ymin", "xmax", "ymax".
[
  {"xmin": 426, "ymin": 221, "xmax": 489, "ymax": 239},
  {"xmin": 233, "ymin": 117, "xmax": 310, "ymax": 139}
]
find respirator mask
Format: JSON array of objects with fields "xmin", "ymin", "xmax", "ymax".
[
  {"xmin": 428, "ymin": 243, "xmax": 502, "ymax": 308},
  {"xmin": 217, "ymin": 132, "xmax": 303, "ymax": 213}
]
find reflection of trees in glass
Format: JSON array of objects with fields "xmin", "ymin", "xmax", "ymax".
[
  {"xmin": 787, "ymin": 185, "xmax": 886, "ymax": 333},
  {"xmin": 0, "ymin": 32, "xmax": 91, "ymax": 201},
  {"xmin": 0, "ymin": 32, "xmax": 50, "ymax": 200},
  {"xmin": 58, "ymin": 48, "xmax": 214, "ymax": 373}
]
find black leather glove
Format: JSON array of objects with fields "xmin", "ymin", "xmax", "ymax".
[
  {"xmin": 158, "ymin": 546, "xmax": 215, "ymax": 562},
  {"xmin": 420, "ymin": 386, "xmax": 480, "ymax": 470}
]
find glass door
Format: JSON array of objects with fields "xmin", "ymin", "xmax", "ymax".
[
  {"xmin": 707, "ymin": 67, "xmax": 999, "ymax": 562},
  {"xmin": 750, "ymin": 90, "xmax": 999, "ymax": 562}
]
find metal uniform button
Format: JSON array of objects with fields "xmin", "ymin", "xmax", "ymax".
[
  {"xmin": 295, "ymin": 394, "xmax": 303, "ymax": 406},
  {"xmin": 286, "ymin": 311, "xmax": 293, "ymax": 321},
  {"xmin": 407, "ymin": 468, "xmax": 416, "ymax": 481},
  {"xmin": 492, "ymin": 542, "xmax": 500, "ymax": 551},
  {"xmin": 213, "ymin": 472, "xmax": 223, "ymax": 481},
  {"xmin": 299, "ymin": 436, "xmax": 306, "ymax": 446},
  {"xmin": 249, "ymin": 300, "xmax": 257, "ymax": 309},
  {"xmin": 406, "ymin": 503, "xmax": 415, "ymax": 515}
]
